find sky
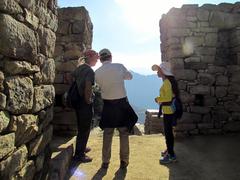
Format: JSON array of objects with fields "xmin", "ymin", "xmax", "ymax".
[{"xmin": 58, "ymin": 0, "xmax": 237, "ymax": 75}]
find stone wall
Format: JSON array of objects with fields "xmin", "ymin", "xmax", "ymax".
[
  {"xmin": 0, "ymin": 0, "xmax": 57, "ymax": 179},
  {"xmin": 159, "ymin": 2, "xmax": 240, "ymax": 135},
  {"xmin": 53, "ymin": 7, "xmax": 93, "ymax": 136}
]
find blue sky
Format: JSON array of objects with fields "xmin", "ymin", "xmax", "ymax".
[{"xmin": 58, "ymin": 0, "xmax": 237, "ymax": 75}]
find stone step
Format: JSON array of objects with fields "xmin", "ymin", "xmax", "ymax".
[{"xmin": 48, "ymin": 136, "xmax": 76, "ymax": 180}]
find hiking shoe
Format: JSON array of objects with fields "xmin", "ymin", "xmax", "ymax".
[
  {"xmin": 101, "ymin": 162, "xmax": 109, "ymax": 169},
  {"xmin": 120, "ymin": 160, "xmax": 129, "ymax": 169},
  {"xmin": 85, "ymin": 147, "xmax": 91, "ymax": 153},
  {"xmin": 161, "ymin": 149, "xmax": 168, "ymax": 157},
  {"xmin": 73, "ymin": 155, "xmax": 92, "ymax": 163},
  {"xmin": 160, "ymin": 154, "xmax": 177, "ymax": 164}
]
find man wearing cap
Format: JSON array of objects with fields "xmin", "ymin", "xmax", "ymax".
[
  {"xmin": 95, "ymin": 48, "xmax": 137, "ymax": 169},
  {"xmin": 72, "ymin": 49, "xmax": 98, "ymax": 162}
]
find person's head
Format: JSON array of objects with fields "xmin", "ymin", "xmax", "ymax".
[
  {"xmin": 99, "ymin": 48, "xmax": 112, "ymax": 63},
  {"xmin": 152, "ymin": 61, "xmax": 173, "ymax": 79},
  {"xmin": 82, "ymin": 49, "xmax": 99, "ymax": 67}
]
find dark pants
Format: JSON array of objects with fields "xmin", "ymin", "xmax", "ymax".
[
  {"xmin": 163, "ymin": 114, "xmax": 175, "ymax": 156},
  {"xmin": 75, "ymin": 104, "xmax": 93, "ymax": 157}
]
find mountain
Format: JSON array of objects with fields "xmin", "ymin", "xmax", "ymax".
[{"xmin": 125, "ymin": 71, "xmax": 162, "ymax": 123}]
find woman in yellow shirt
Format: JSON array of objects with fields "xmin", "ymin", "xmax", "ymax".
[{"xmin": 152, "ymin": 61, "xmax": 179, "ymax": 164}]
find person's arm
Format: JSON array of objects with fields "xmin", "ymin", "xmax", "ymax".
[
  {"xmin": 122, "ymin": 64, "xmax": 132, "ymax": 80},
  {"xmin": 84, "ymin": 80, "xmax": 93, "ymax": 104}
]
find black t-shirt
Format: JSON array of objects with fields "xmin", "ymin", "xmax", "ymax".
[{"xmin": 72, "ymin": 64, "xmax": 95, "ymax": 96}]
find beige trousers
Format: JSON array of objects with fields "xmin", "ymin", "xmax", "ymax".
[{"xmin": 102, "ymin": 127, "xmax": 129, "ymax": 164}]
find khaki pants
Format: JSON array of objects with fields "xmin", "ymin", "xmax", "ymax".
[{"xmin": 102, "ymin": 127, "xmax": 129, "ymax": 164}]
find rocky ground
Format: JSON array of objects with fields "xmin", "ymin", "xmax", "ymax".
[{"xmin": 66, "ymin": 129, "xmax": 240, "ymax": 180}]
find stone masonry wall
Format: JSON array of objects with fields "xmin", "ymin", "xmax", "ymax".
[
  {"xmin": 53, "ymin": 7, "xmax": 93, "ymax": 136},
  {"xmin": 0, "ymin": 0, "xmax": 57, "ymax": 179},
  {"xmin": 159, "ymin": 2, "xmax": 240, "ymax": 136}
]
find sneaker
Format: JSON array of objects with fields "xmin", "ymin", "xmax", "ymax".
[
  {"xmin": 73, "ymin": 155, "xmax": 92, "ymax": 163},
  {"xmin": 101, "ymin": 162, "xmax": 109, "ymax": 169},
  {"xmin": 120, "ymin": 160, "xmax": 129, "ymax": 169},
  {"xmin": 161, "ymin": 149, "xmax": 168, "ymax": 157},
  {"xmin": 85, "ymin": 147, "xmax": 91, "ymax": 153},
  {"xmin": 160, "ymin": 154, "xmax": 177, "ymax": 164}
]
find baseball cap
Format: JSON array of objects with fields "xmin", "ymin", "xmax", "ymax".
[{"xmin": 99, "ymin": 48, "xmax": 111, "ymax": 58}]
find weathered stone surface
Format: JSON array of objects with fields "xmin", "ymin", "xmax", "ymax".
[
  {"xmin": 198, "ymin": 73, "xmax": 215, "ymax": 85},
  {"xmin": 4, "ymin": 60, "xmax": 40, "ymax": 75},
  {"xmin": 18, "ymin": 0, "xmax": 36, "ymax": 11},
  {"xmin": 0, "ymin": 71, "xmax": 4, "ymax": 92},
  {"xmin": 175, "ymin": 123, "xmax": 196, "ymax": 131},
  {"xmin": 175, "ymin": 69, "xmax": 197, "ymax": 80},
  {"xmin": 184, "ymin": 56, "xmax": 201, "ymax": 63},
  {"xmin": 197, "ymin": 9, "xmax": 209, "ymax": 21},
  {"xmin": 38, "ymin": 25, "xmax": 56, "ymax": 58},
  {"xmin": 38, "ymin": 106, "xmax": 54, "ymax": 130},
  {"xmin": 0, "ymin": 111, "xmax": 10, "ymax": 133},
  {"xmin": 54, "ymin": 84, "xmax": 69, "ymax": 95},
  {"xmin": 223, "ymin": 121, "xmax": 240, "ymax": 132},
  {"xmin": 5, "ymin": 77, "xmax": 34, "ymax": 114},
  {"xmin": 15, "ymin": 160, "xmax": 35, "ymax": 180},
  {"xmin": 216, "ymin": 75, "xmax": 228, "ymax": 86},
  {"xmin": 36, "ymin": 153, "xmax": 45, "ymax": 172},
  {"xmin": 231, "ymin": 72, "xmax": 240, "ymax": 83},
  {"xmin": 180, "ymin": 91, "xmax": 195, "ymax": 103},
  {"xmin": 0, "ymin": 14, "xmax": 37, "ymax": 61},
  {"xmin": 33, "ymin": 85, "xmax": 55, "ymax": 113},
  {"xmin": 55, "ymin": 60, "xmax": 78, "ymax": 72},
  {"xmin": 190, "ymin": 85, "xmax": 211, "ymax": 95},
  {"xmin": 0, "ymin": 133, "xmax": 15, "ymax": 160},
  {"xmin": 190, "ymin": 106, "xmax": 211, "ymax": 114},
  {"xmin": 216, "ymin": 86, "xmax": 228, "ymax": 98},
  {"xmin": 0, "ymin": 93, "xmax": 6, "ymax": 110},
  {"xmin": 179, "ymin": 112, "xmax": 202, "ymax": 123},
  {"xmin": 205, "ymin": 33, "xmax": 218, "ymax": 46},
  {"xmin": 0, "ymin": 0, "xmax": 23, "ymax": 15},
  {"xmin": 34, "ymin": 58, "xmax": 55, "ymax": 84},
  {"xmin": 207, "ymin": 65, "xmax": 226, "ymax": 74},
  {"xmin": 29, "ymin": 125, "xmax": 53, "ymax": 156},
  {"xmin": 24, "ymin": 8, "xmax": 39, "ymax": 30},
  {"xmin": 57, "ymin": 21, "xmax": 69, "ymax": 35},
  {"xmin": 185, "ymin": 62, "xmax": 207, "ymax": 70},
  {"xmin": 224, "ymin": 101, "xmax": 240, "ymax": 112},
  {"xmin": 228, "ymin": 84, "xmax": 240, "ymax": 95},
  {"xmin": 0, "ymin": 145, "xmax": 28, "ymax": 180},
  {"xmin": 201, "ymin": 55, "xmax": 215, "ymax": 64},
  {"xmin": 9, "ymin": 114, "xmax": 38, "ymax": 146}
]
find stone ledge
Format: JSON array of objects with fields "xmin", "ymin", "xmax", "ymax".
[{"xmin": 48, "ymin": 136, "xmax": 76, "ymax": 180}]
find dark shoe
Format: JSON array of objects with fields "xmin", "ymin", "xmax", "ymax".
[
  {"xmin": 73, "ymin": 155, "xmax": 92, "ymax": 163},
  {"xmin": 101, "ymin": 162, "xmax": 109, "ymax": 169},
  {"xmin": 160, "ymin": 154, "xmax": 177, "ymax": 164},
  {"xmin": 85, "ymin": 147, "xmax": 91, "ymax": 153},
  {"xmin": 120, "ymin": 160, "xmax": 128, "ymax": 169}
]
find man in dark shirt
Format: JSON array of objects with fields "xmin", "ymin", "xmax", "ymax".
[{"xmin": 72, "ymin": 49, "xmax": 98, "ymax": 162}]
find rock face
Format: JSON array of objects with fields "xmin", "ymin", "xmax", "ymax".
[
  {"xmin": 159, "ymin": 2, "xmax": 240, "ymax": 135},
  {"xmin": 53, "ymin": 7, "xmax": 93, "ymax": 136},
  {"xmin": 0, "ymin": 0, "xmax": 57, "ymax": 179}
]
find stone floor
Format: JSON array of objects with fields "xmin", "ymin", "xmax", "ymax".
[{"xmin": 66, "ymin": 132, "xmax": 240, "ymax": 180}]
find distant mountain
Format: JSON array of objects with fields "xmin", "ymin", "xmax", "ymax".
[{"xmin": 125, "ymin": 71, "xmax": 162, "ymax": 123}]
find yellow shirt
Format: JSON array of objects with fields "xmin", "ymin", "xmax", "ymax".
[{"xmin": 156, "ymin": 79, "xmax": 174, "ymax": 114}]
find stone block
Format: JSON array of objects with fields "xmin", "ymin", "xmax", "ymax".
[
  {"xmin": 0, "ymin": 93, "xmax": 6, "ymax": 110},
  {"xmin": 198, "ymin": 123, "xmax": 214, "ymax": 129},
  {"xmin": 190, "ymin": 106, "xmax": 211, "ymax": 114},
  {"xmin": 216, "ymin": 75, "xmax": 228, "ymax": 86},
  {"xmin": 4, "ymin": 60, "xmax": 40, "ymax": 75},
  {"xmin": 57, "ymin": 21, "xmax": 70, "ymax": 35},
  {"xmin": 185, "ymin": 62, "xmax": 207, "ymax": 70},
  {"xmin": 197, "ymin": 9, "xmax": 210, "ymax": 21},
  {"xmin": 204, "ymin": 33, "xmax": 218, "ymax": 46},
  {"xmin": 0, "ymin": 111, "xmax": 10, "ymax": 133},
  {"xmin": 215, "ymin": 86, "xmax": 227, "ymax": 98},
  {"xmin": 29, "ymin": 125, "xmax": 53, "ymax": 156},
  {"xmin": 190, "ymin": 85, "xmax": 211, "ymax": 95},
  {"xmin": 5, "ymin": 77, "xmax": 34, "ymax": 114},
  {"xmin": 0, "ymin": 133, "xmax": 15, "ymax": 160},
  {"xmin": 198, "ymin": 73, "xmax": 215, "ymax": 85},
  {"xmin": 33, "ymin": 85, "xmax": 55, "ymax": 113},
  {"xmin": 223, "ymin": 121, "xmax": 240, "ymax": 132},
  {"xmin": 228, "ymin": 84, "xmax": 240, "ymax": 95},
  {"xmin": 15, "ymin": 160, "xmax": 35, "ymax": 180},
  {"xmin": 0, "ymin": 0, "xmax": 23, "ymax": 15},
  {"xmin": 0, "ymin": 71, "xmax": 4, "ymax": 92},
  {"xmin": 9, "ymin": 114, "xmax": 38, "ymax": 147},
  {"xmin": 179, "ymin": 91, "xmax": 195, "ymax": 103},
  {"xmin": 224, "ymin": 101, "xmax": 240, "ymax": 112},
  {"xmin": 179, "ymin": 112, "xmax": 202, "ymax": 123},
  {"xmin": 0, "ymin": 145, "xmax": 28, "ymax": 180},
  {"xmin": 175, "ymin": 69, "xmax": 197, "ymax": 80},
  {"xmin": 0, "ymin": 14, "xmax": 37, "ymax": 61}
]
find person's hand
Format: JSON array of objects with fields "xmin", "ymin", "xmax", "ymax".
[{"xmin": 155, "ymin": 97, "xmax": 159, "ymax": 103}]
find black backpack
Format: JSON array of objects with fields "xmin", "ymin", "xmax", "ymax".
[
  {"xmin": 171, "ymin": 97, "xmax": 183, "ymax": 119},
  {"xmin": 64, "ymin": 81, "xmax": 83, "ymax": 108}
]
